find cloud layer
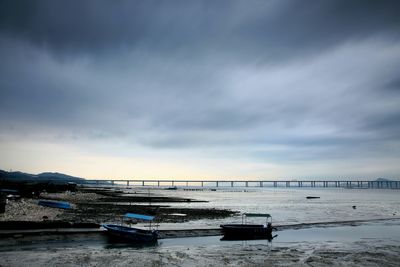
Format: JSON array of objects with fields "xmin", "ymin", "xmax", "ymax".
[{"xmin": 1, "ymin": 1, "xmax": 400, "ymax": 179}]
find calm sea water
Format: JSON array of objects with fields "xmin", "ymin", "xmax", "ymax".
[{"xmin": 129, "ymin": 187, "xmax": 400, "ymax": 229}]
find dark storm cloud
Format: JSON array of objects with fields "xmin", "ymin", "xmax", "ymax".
[
  {"xmin": 1, "ymin": 0, "xmax": 400, "ymax": 167},
  {"xmin": 383, "ymin": 77, "xmax": 400, "ymax": 93},
  {"xmin": 1, "ymin": 0, "xmax": 399, "ymax": 60}
]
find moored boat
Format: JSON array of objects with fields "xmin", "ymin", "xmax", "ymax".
[
  {"xmin": 103, "ymin": 213, "xmax": 158, "ymax": 243},
  {"xmin": 220, "ymin": 213, "xmax": 275, "ymax": 240}
]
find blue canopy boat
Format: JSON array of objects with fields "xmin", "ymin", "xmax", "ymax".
[
  {"xmin": 220, "ymin": 213, "xmax": 274, "ymax": 240},
  {"xmin": 38, "ymin": 200, "xmax": 72, "ymax": 209},
  {"xmin": 103, "ymin": 213, "xmax": 158, "ymax": 243}
]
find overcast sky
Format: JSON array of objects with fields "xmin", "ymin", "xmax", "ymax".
[{"xmin": 1, "ymin": 0, "xmax": 400, "ymax": 180}]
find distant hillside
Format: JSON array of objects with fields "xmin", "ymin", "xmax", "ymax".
[{"xmin": 0, "ymin": 169, "xmax": 87, "ymax": 184}]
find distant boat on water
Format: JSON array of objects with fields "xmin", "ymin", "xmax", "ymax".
[
  {"xmin": 306, "ymin": 196, "xmax": 320, "ymax": 199},
  {"xmin": 38, "ymin": 200, "xmax": 72, "ymax": 209},
  {"xmin": 165, "ymin": 186, "xmax": 177, "ymax": 190}
]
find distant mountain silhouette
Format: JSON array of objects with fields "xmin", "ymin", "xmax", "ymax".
[{"xmin": 0, "ymin": 169, "xmax": 87, "ymax": 184}]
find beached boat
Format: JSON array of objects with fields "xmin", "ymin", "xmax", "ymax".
[
  {"xmin": 220, "ymin": 213, "xmax": 274, "ymax": 240},
  {"xmin": 38, "ymin": 200, "xmax": 72, "ymax": 209},
  {"xmin": 103, "ymin": 213, "xmax": 158, "ymax": 243}
]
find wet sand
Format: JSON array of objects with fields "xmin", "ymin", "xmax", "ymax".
[
  {"xmin": 1, "ymin": 222, "xmax": 400, "ymax": 267},
  {"xmin": 2, "ymin": 243, "xmax": 399, "ymax": 267}
]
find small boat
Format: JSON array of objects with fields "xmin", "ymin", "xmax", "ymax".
[
  {"xmin": 103, "ymin": 213, "xmax": 158, "ymax": 243},
  {"xmin": 166, "ymin": 186, "xmax": 177, "ymax": 190},
  {"xmin": 38, "ymin": 200, "xmax": 72, "ymax": 209},
  {"xmin": 220, "ymin": 213, "xmax": 274, "ymax": 240},
  {"xmin": 306, "ymin": 196, "xmax": 320, "ymax": 199}
]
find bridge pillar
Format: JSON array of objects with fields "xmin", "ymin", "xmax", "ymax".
[
  {"xmin": 127, "ymin": 181, "xmax": 129, "ymax": 187},
  {"xmin": 245, "ymin": 181, "xmax": 248, "ymax": 187},
  {"xmin": 186, "ymin": 181, "xmax": 188, "ymax": 187},
  {"xmin": 201, "ymin": 181, "xmax": 203, "ymax": 187},
  {"xmin": 231, "ymin": 181, "xmax": 234, "ymax": 187},
  {"xmin": 274, "ymin": 181, "xmax": 277, "ymax": 187},
  {"xmin": 142, "ymin": 181, "xmax": 144, "ymax": 186},
  {"xmin": 158, "ymin": 181, "xmax": 160, "ymax": 187},
  {"xmin": 216, "ymin": 181, "xmax": 219, "ymax": 187},
  {"xmin": 260, "ymin": 181, "xmax": 263, "ymax": 187}
]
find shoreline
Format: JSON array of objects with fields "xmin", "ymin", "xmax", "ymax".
[{"xmin": 1, "ymin": 217, "xmax": 399, "ymax": 239}]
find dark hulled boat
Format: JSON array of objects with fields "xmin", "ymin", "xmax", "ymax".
[
  {"xmin": 102, "ymin": 224, "xmax": 158, "ymax": 242},
  {"xmin": 220, "ymin": 213, "xmax": 274, "ymax": 240},
  {"xmin": 103, "ymin": 213, "xmax": 158, "ymax": 243}
]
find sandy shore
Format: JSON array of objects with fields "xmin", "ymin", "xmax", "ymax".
[
  {"xmin": 0, "ymin": 198, "xmax": 63, "ymax": 222},
  {"xmin": 0, "ymin": 188, "xmax": 235, "ymax": 224}
]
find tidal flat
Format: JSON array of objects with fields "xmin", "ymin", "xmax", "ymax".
[{"xmin": 1, "ymin": 186, "xmax": 400, "ymax": 266}]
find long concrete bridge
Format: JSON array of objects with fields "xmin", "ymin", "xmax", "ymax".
[{"xmin": 84, "ymin": 179, "xmax": 400, "ymax": 189}]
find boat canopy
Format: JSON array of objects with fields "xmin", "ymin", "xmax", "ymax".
[
  {"xmin": 124, "ymin": 213, "xmax": 155, "ymax": 221},
  {"xmin": 243, "ymin": 213, "xmax": 271, "ymax": 218}
]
